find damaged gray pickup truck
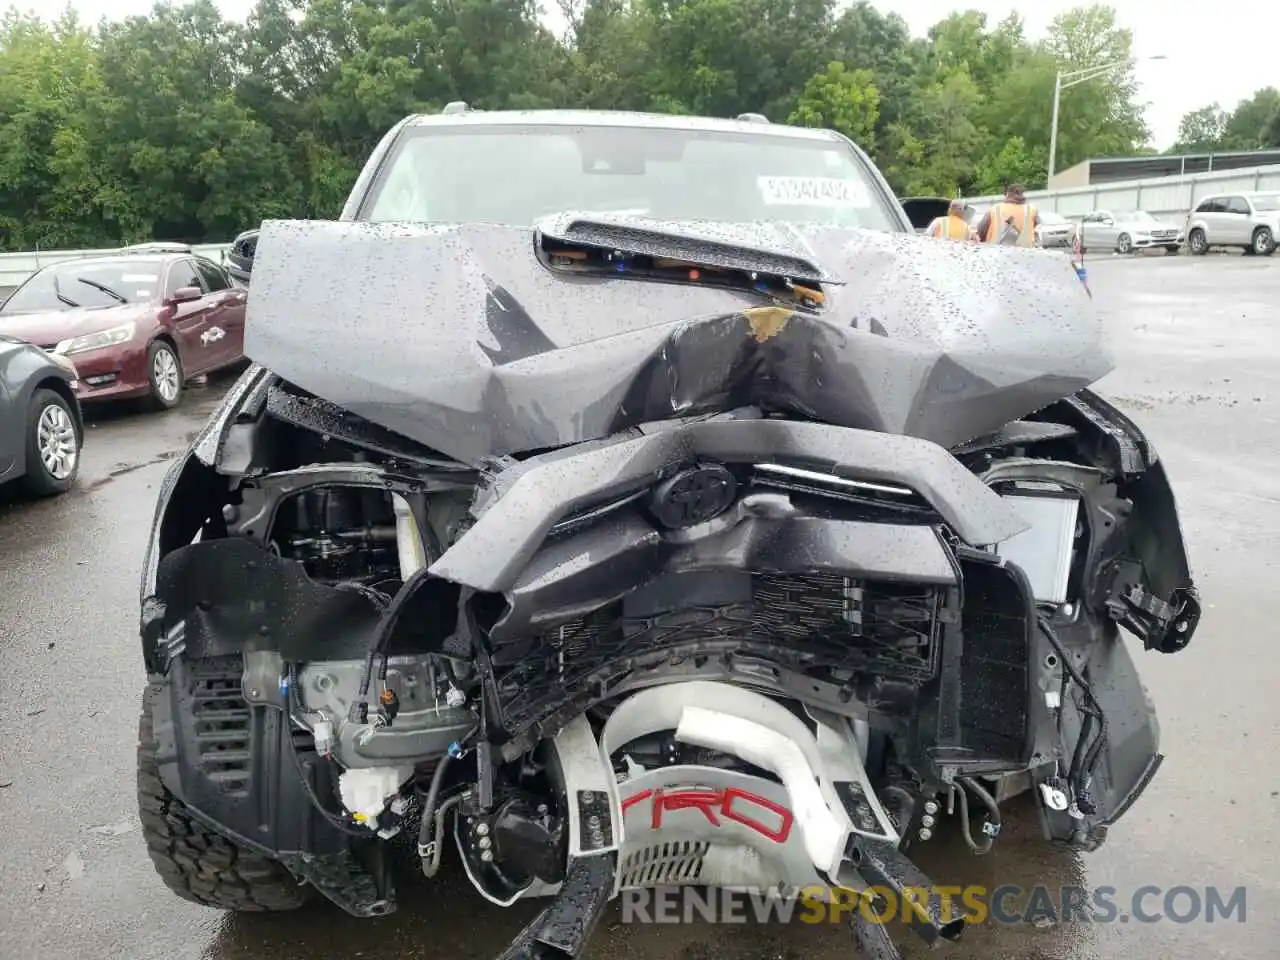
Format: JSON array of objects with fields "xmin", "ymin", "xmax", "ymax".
[{"xmin": 135, "ymin": 107, "xmax": 1200, "ymax": 959}]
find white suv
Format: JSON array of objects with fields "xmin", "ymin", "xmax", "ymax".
[{"xmin": 1185, "ymin": 193, "xmax": 1279, "ymax": 256}]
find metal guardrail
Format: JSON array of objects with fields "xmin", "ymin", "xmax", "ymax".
[
  {"xmin": 0, "ymin": 242, "xmax": 230, "ymax": 295},
  {"xmin": 964, "ymin": 164, "xmax": 1280, "ymax": 220}
]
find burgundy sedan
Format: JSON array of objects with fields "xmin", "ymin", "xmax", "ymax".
[{"xmin": 0, "ymin": 252, "xmax": 246, "ymax": 409}]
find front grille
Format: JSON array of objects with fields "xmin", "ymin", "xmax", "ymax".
[
  {"xmin": 751, "ymin": 575, "xmax": 940, "ymax": 676},
  {"xmin": 488, "ymin": 574, "xmax": 945, "ymax": 732},
  {"xmin": 548, "ymin": 463, "xmax": 943, "ymax": 539},
  {"xmin": 1150, "ymin": 230, "xmax": 1177, "ymax": 239},
  {"xmin": 956, "ymin": 559, "xmax": 1033, "ymax": 764}
]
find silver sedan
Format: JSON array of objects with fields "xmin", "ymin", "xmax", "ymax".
[
  {"xmin": 1036, "ymin": 211, "xmax": 1075, "ymax": 249},
  {"xmin": 1079, "ymin": 210, "xmax": 1183, "ymax": 254}
]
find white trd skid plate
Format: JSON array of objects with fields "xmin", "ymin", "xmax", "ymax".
[
  {"xmin": 547, "ymin": 680, "xmax": 900, "ymax": 900},
  {"xmin": 613, "ymin": 765, "xmax": 830, "ymax": 893},
  {"xmin": 501, "ymin": 681, "xmax": 964, "ymax": 960}
]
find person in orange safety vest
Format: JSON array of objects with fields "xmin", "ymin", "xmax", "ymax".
[
  {"xmin": 926, "ymin": 198, "xmax": 976, "ymax": 240},
  {"xmin": 975, "ymin": 183, "xmax": 1039, "ymax": 246}
]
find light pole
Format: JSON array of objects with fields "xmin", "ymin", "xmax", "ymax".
[{"xmin": 1047, "ymin": 55, "xmax": 1167, "ymax": 182}]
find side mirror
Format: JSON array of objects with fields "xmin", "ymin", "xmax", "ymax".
[{"xmin": 166, "ymin": 286, "xmax": 202, "ymax": 305}]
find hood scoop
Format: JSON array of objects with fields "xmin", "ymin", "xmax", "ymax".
[{"xmin": 535, "ymin": 212, "xmax": 832, "ymax": 284}]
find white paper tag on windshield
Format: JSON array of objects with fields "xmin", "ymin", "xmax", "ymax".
[{"xmin": 757, "ymin": 176, "xmax": 869, "ymax": 208}]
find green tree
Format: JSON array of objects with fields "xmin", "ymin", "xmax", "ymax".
[
  {"xmin": 826, "ymin": 1, "xmax": 928, "ymax": 179},
  {"xmin": 975, "ymin": 135, "xmax": 1044, "ymax": 194},
  {"xmin": 638, "ymin": 0, "xmax": 840, "ymax": 120},
  {"xmin": 1264, "ymin": 110, "xmax": 1280, "ymax": 149},
  {"xmin": 0, "ymin": 0, "xmax": 1173, "ymax": 248},
  {"xmin": 1172, "ymin": 104, "xmax": 1229, "ymax": 153},
  {"xmin": 0, "ymin": 11, "xmax": 112, "ymax": 248},
  {"xmin": 909, "ymin": 67, "xmax": 983, "ymax": 196},
  {"xmin": 1223, "ymin": 87, "xmax": 1280, "ymax": 149},
  {"xmin": 788, "ymin": 62, "xmax": 879, "ymax": 146},
  {"xmin": 92, "ymin": 0, "xmax": 299, "ymax": 240},
  {"xmin": 1038, "ymin": 4, "xmax": 1149, "ymax": 169}
]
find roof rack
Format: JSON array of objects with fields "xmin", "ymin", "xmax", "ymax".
[
  {"xmin": 442, "ymin": 101, "xmax": 471, "ymax": 115},
  {"xmin": 736, "ymin": 112, "xmax": 770, "ymax": 123}
]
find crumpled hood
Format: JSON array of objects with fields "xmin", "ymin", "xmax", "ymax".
[{"xmin": 243, "ymin": 217, "xmax": 1112, "ymax": 466}]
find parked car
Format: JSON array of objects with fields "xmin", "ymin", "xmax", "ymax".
[
  {"xmin": 0, "ymin": 252, "xmax": 246, "ymax": 410},
  {"xmin": 0, "ymin": 335, "xmax": 84, "ymax": 497},
  {"xmin": 1184, "ymin": 192, "xmax": 1279, "ymax": 256},
  {"xmin": 1078, "ymin": 210, "xmax": 1183, "ymax": 254},
  {"xmin": 899, "ymin": 196, "xmax": 952, "ymax": 233},
  {"xmin": 119, "ymin": 242, "xmax": 194, "ymax": 255},
  {"xmin": 1035, "ymin": 210, "xmax": 1074, "ymax": 248},
  {"xmin": 226, "ymin": 228, "xmax": 257, "ymax": 286}
]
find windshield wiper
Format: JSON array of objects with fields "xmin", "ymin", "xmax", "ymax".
[{"xmin": 75, "ymin": 277, "xmax": 128, "ymax": 303}]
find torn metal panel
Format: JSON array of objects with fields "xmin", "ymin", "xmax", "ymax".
[
  {"xmin": 425, "ymin": 417, "xmax": 1029, "ymax": 593},
  {"xmin": 243, "ymin": 218, "xmax": 1111, "ymax": 467}
]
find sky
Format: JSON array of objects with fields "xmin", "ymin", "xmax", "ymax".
[{"xmin": 41, "ymin": 0, "xmax": 1271, "ymax": 150}]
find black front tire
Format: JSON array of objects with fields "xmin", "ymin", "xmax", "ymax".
[
  {"xmin": 18, "ymin": 388, "xmax": 80, "ymax": 498},
  {"xmin": 1116, "ymin": 233, "xmax": 1133, "ymax": 254},
  {"xmin": 1254, "ymin": 227, "xmax": 1276, "ymax": 256},
  {"xmin": 1188, "ymin": 229, "xmax": 1208, "ymax": 255},
  {"xmin": 137, "ymin": 681, "xmax": 307, "ymax": 912}
]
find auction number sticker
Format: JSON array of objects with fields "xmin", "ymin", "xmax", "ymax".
[{"xmin": 757, "ymin": 176, "xmax": 869, "ymax": 207}]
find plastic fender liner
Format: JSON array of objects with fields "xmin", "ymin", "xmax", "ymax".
[{"xmin": 152, "ymin": 537, "xmax": 383, "ymax": 662}]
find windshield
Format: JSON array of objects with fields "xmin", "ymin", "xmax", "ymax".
[
  {"xmin": 0, "ymin": 258, "xmax": 162, "ymax": 315},
  {"xmin": 1114, "ymin": 211, "xmax": 1153, "ymax": 223},
  {"xmin": 1039, "ymin": 212, "xmax": 1067, "ymax": 224},
  {"xmin": 1252, "ymin": 195, "xmax": 1280, "ymax": 212},
  {"xmin": 360, "ymin": 123, "xmax": 901, "ymax": 230}
]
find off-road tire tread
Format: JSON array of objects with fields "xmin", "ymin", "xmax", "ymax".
[{"xmin": 137, "ymin": 681, "xmax": 306, "ymax": 912}]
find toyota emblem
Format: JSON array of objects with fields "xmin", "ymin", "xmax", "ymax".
[{"xmin": 649, "ymin": 463, "xmax": 738, "ymax": 529}]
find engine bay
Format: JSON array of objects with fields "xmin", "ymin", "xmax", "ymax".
[{"xmin": 138, "ymin": 370, "xmax": 1200, "ymax": 948}]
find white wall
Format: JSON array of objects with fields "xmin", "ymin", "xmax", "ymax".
[{"xmin": 966, "ymin": 164, "xmax": 1280, "ymax": 220}]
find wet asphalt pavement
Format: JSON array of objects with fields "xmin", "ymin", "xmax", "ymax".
[{"xmin": 1, "ymin": 254, "xmax": 1277, "ymax": 960}]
